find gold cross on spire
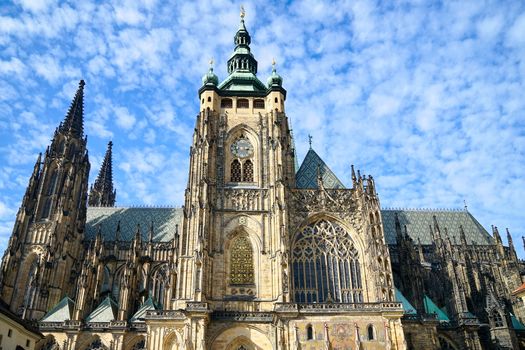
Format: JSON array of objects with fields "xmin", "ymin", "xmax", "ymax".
[{"xmin": 240, "ymin": 5, "xmax": 246, "ymax": 19}]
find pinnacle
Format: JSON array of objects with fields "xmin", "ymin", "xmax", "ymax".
[
  {"xmin": 88, "ymin": 141, "xmax": 116, "ymax": 207},
  {"xmin": 60, "ymin": 80, "xmax": 85, "ymax": 138}
]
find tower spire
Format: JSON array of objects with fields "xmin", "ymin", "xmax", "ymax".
[
  {"xmin": 59, "ymin": 80, "xmax": 85, "ymax": 138},
  {"xmin": 88, "ymin": 141, "xmax": 116, "ymax": 207}
]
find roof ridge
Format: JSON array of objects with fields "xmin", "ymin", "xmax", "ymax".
[{"xmin": 381, "ymin": 207, "xmax": 465, "ymax": 212}]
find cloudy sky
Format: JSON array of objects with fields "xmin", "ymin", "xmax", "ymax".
[{"xmin": 0, "ymin": 0, "xmax": 524, "ymax": 256}]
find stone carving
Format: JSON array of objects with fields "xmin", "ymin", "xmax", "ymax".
[{"xmin": 223, "ymin": 189, "xmax": 267, "ymax": 211}]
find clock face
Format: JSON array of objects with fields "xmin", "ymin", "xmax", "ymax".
[{"xmin": 230, "ymin": 138, "xmax": 254, "ymax": 158}]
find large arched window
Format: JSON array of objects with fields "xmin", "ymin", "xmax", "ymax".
[
  {"xmin": 292, "ymin": 219, "xmax": 362, "ymax": 303},
  {"xmin": 230, "ymin": 236, "xmax": 254, "ymax": 285},
  {"xmin": 151, "ymin": 264, "xmax": 169, "ymax": 307}
]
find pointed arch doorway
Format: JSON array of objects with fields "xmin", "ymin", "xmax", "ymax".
[{"xmin": 211, "ymin": 326, "xmax": 273, "ymax": 350}]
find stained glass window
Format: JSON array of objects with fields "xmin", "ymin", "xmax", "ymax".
[
  {"xmin": 231, "ymin": 159, "xmax": 242, "ymax": 182},
  {"xmin": 230, "ymin": 236, "xmax": 254, "ymax": 285},
  {"xmin": 291, "ymin": 219, "xmax": 362, "ymax": 303}
]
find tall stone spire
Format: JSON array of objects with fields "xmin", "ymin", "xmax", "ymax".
[
  {"xmin": 59, "ymin": 80, "xmax": 85, "ymax": 138},
  {"xmin": 89, "ymin": 141, "xmax": 116, "ymax": 207},
  {"xmin": 0, "ymin": 80, "xmax": 90, "ymax": 320}
]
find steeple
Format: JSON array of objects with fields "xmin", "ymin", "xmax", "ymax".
[
  {"xmin": 88, "ymin": 141, "xmax": 116, "ymax": 207},
  {"xmin": 217, "ymin": 7, "xmax": 267, "ymax": 92},
  {"xmin": 59, "ymin": 80, "xmax": 85, "ymax": 138},
  {"xmin": 227, "ymin": 6, "xmax": 257, "ymax": 75}
]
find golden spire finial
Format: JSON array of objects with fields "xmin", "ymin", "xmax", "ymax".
[
  {"xmin": 272, "ymin": 58, "xmax": 276, "ymax": 66},
  {"xmin": 240, "ymin": 5, "xmax": 245, "ymax": 19},
  {"xmin": 209, "ymin": 58, "xmax": 214, "ymax": 67}
]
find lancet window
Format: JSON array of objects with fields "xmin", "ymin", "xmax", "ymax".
[
  {"xmin": 230, "ymin": 236, "xmax": 254, "ymax": 285},
  {"xmin": 242, "ymin": 160, "xmax": 253, "ymax": 182},
  {"xmin": 231, "ymin": 159, "xmax": 242, "ymax": 182},
  {"xmin": 291, "ymin": 219, "xmax": 362, "ymax": 303},
  {"xmin": 151, "ymin": 264, "xmax": 169, "ymax": 306}
]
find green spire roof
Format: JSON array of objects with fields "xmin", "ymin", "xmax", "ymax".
[
  {"xmin": 41, "ymin": 296, "xmax": 75, "ymax": 322},
  {"xmin": 424, "ymin": 295, "xmax": 450, "ymax": 322},
  {"xmin": 395, "ymin": 288, "xmax": 417, "ymax": 315},
  {"xmin": 267, "ymin": 60, "xmax": 283, "ymax": 88},
  {"xmin": 86, "ymin": 296, "xmax": 118, "ymax": 323},
  {"xmin": 296, "ymin": 148, "xmax": 345, "ymax": 189},
  {"xmin": 131, "ymin": 297, "xmax": 159, "ymax": 322},
  {"xmin": 218, "ymin": 13, "xmax": 266, "ymax": 93}
]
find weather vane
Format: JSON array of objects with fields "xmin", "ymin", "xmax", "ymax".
[
  {"xmin": 240, "ymin": 5, "xmax": 245, "ymax": 19},
  {"xmin": 308, "ymin": 134, "xmax": 313, "ymax": 149}
]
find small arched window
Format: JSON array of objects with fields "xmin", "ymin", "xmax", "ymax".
[
  {"xmin": 207, "ymin": 96, "xmax": 211, "ymax": 102},
  {"xmin": 493, "ymin": 310, "xmax": 504, "ymax": 327},
  {"xmin": 253, "ymin": 99, "xmax": 265, "ymax": 109},
  {"xmin": 242, "ymin": 160, "xmax": 253, "ymax": 182},
  {"xmin": 237, "ymin": 99, "xmax": 249, "ymax": 108},
  {"xmin": 230, "ymin": 236, "xmax": 254, "ymax": 285},
  {"xmin": 367, "ymin": 324, "xmax": 374, "ymax": 340},
  {"xmin": 274, "ymin": 97, "xmax": 278, "ymax": 103},
  {"xmin": 221, "ymin": 98, "xmax": 233, "ymax": 108},
  {"xmin": 231, "ymin": 160, "xmax": 242, "ymax": 182},
  {"xmin": 306, "ymin": 324, "xmax": 314, "ymax": 340}
]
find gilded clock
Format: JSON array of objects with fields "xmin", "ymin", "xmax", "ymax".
[{"xmin": 230, "ymin": 138, "xmax": 254, "ymax": 158}]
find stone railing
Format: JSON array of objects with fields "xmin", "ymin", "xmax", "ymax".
[
  {"xmin": 186, "ymin": 302, "xmax": 209, "ymax": 312},
  {"xmin": 145, "ymin": 310, "xmax": 186, "ymax": 320},
  {"xmin": 222, "ymin": 188, "xmax": 268, "ymax": 211},
  {"xmin": 39, "ymin": 320, "xmax": 82, "ymax": 331},
  {"xmin": 211, "ymin": 311, "xmax": 274, "ymax": 322},
  {"xmin": 275, "ymin": 302, "xmax": 403, "ymax": 313}
]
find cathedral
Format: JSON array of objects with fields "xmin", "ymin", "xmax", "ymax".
[{"xmin": 1, "ymin": 12, "xmax": 524, "ymax": 350}]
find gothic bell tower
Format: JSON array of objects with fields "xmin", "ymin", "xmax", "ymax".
[
  {"xmin": 0, "ymin": 80, "xmax": 90, "ymax": 320},
  {"xmin": 175, "ymin": 9, "xmax": 296, "ymax": 315}
]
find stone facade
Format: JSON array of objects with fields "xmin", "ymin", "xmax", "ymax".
[{"xmin": 0, "ymin": 13, "xmax": 524, "ymax": 350}]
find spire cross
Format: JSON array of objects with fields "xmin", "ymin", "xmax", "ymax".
[
  {"xmin": 209, "ymin": 58, "xmax": 214, "ymax": 67},
  {"xmin": 308, "ymin": 134, "xmax": 313, "ymax": 149}
]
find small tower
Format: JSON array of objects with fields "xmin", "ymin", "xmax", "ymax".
[
  {"xmin": 88, "ymin": 141, "xmax": 116, "ymax": 207},
  {"xmin": 0, "ymin": 80, "xmax": 91, "ymax": 320}
]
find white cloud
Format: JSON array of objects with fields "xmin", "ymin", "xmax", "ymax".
[{"xmin": 113, "ymin": 106, "xmax": 136, "ymax": 130}]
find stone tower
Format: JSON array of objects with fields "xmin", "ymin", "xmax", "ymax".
[
  {"xmin": 145, "ymin": 12, "xmax": 406, "ymax": 350},
  {"xmin": 0, "ymin": 80, "xmax": 90, "ymax": 321}
]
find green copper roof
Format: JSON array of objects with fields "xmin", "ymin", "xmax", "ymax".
[
  {"xmin": 218, "ymin": 71, "xmax": 267, "ymax": 92},
  {"xmin": 86, "ymin": 296, "xmax": 118, "ymax": 323},
  {"xmin": 381, "ymin": 209, "xmax": 493, "ymax": 245},
  {"xmin": 395, "ymin": 288, "xmax": 417, "ymax": 315},
  {"xmin": 511, "ymin": 313, "xmax": 525, "ymax": 330},
  {"xmin": 41, "ymin": 296, "xmax": 75, "ymax": 322},
  {"xmin": 295, "ymin": 148, "xmax": 345, "ymax": 189},
  {"xmin": 86, "ymin": 207, "xmax": 182, "ymax": 242},
  {"xmin": 424, "ymin": 295, "xmax": 450, "ymax": 322},
  {"xmin": 131, "ymin": 297, "xmax": 159, "ymax": 322}
]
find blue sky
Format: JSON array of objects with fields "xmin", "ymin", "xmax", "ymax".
[{"xmin": 0, "ymin": 0, "xmax": 524, "ymax": 256}]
